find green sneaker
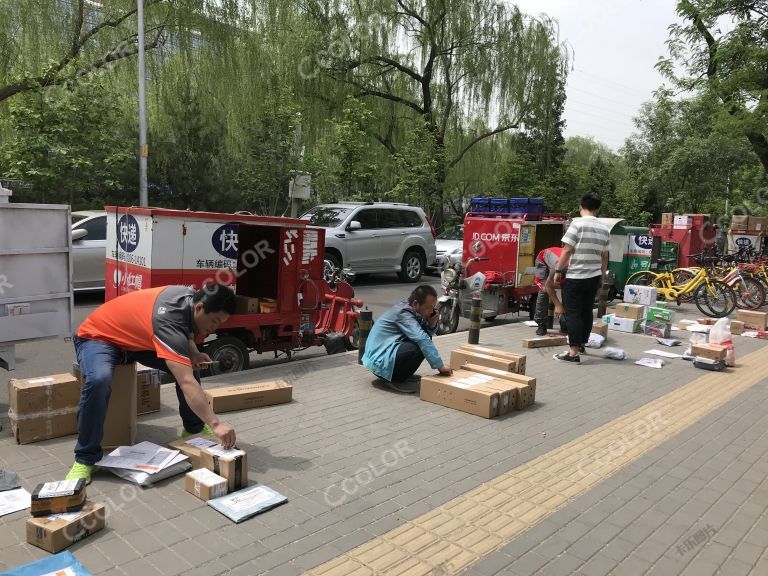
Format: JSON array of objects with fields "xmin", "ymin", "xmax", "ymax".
[
  {"xmin": 65, "ymin": 462, "xmax": 95, "ymax": 485},
  {"xmin": 181, "ymin": 423, "xmax": 215, "ymax": 437}
]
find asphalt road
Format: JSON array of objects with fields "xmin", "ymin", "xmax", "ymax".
[{"xmin": 4, "ymin": 272, "xmax": 528, "ymax": 385}]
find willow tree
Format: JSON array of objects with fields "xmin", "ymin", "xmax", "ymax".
[
  {"xmin": 304, "ymin": 0, "xmax": 568, "ymax": 226},
  {"xmin": 659, "ymin": 0, "xmax": 768, "ymax": 173}
]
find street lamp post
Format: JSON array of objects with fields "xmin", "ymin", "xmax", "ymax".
[{"xmin": 138, "ymin": 0, "xmax": 149, "ymax": 207}]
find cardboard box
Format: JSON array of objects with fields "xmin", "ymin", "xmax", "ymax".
[
  {"xmin": 450, "ymin": 350, "xmax": 520, "ymax": 373},
  {"xmin": 200, "ymin": 446, "xmax": 248, "ymax": 493},
  {"xmin": 749, "ymin": 216, "xmax": 767, "ymax": 231},
  {"xmin": 731, "ymin": 320, "xmax": 745, "ymax": 335},
  {"xmin": 518, "ymin": 274, "xmax": 535, "ymax": 287},
  {"xmin": 609, "ymin": 316, "xmax": 642, "ymax": 333},
  {"xmin": 623, "ymin": 285, "xmax": 658, "ymax": 307},
  {"xmin": 26, "ymin": 502, "xmax": 105, "ymax": 553},
  {"xmin": 591, "ymin": 321, "xmax": 608, "ymax": 338},
  {"xmin": 185, "ymin": 468, "xmax": 228, "ymax": 501},
  {"xmin": 661, "ymin": 213, "xmax": 674, "ymax": 225},
  {"xmin": 736, "ymin": 310, "xmax": 768, "ymax": 331},
  {"xmin": 168, "ymin": 434, "xmax": 218, "ymax": 469},
  {"xmin": 204, "ymin": 380, "xmax": 292, "ymax": 413},
  {"xmin": 455, "ymin": 345, "xmax": 526, "ymax": 374},
  {"xmin": 521, "ymin": 335, "xmax": 568, "ymax": 349},
  {"xmin": 692, "ymin": 343, "xmax": 727, "ymax": 362},
  {"xmin": 136, "ymin": 364, "xmax": 161, "ymax": 415},
  {"xmin": 613, "ymin": 303, "xmax": 645, "ymax": 320},
  {"xmin": 8, "ymin": 373, "xmax": 81, "ymax": 444},
  {"xmin": 234, "ymin": 296, "xmax": 260, "ymax": 314},
  {"xmin": 461, "ymin": 363, "xmax": 537, "ymax": 399},
  {"xmin": 72, "ymin": 362, "xmax": 137, "ymax": 449},
  {"xmin": 420, "ymin": 376, "xmax": 501, "ymax": 418},
  {"xmin": 30, "ymin": 480, "xmax": 87, "ymax": 517},
  {"xmin": 731, "ymin": 215, "xmax": 750, "ymax": 230},
  {"xmin": 646, "ymin": 304, "xmax": 673, "ymax": 337},
  {"xmin": 602, "ymin": 313, "xmax": 615, "ymax": 324}
]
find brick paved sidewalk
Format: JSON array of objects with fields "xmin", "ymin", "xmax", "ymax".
[{"xmin": 1, "ymin": 310, "xmax": 766, "ymax": 576}]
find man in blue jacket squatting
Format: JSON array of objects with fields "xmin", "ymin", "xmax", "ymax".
[{"xmin": 362, "ymin": 285, "xmax": 453, "ymax": 392}]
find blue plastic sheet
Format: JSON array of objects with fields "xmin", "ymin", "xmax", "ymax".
[{"xmin": 0, "ymin": 551, "xmax": 92, "ymax": 576}]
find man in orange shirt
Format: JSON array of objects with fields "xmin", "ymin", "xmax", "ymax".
[{"xmin": 66, "ymin": 283, "xmax": 237, "ymax": 483}]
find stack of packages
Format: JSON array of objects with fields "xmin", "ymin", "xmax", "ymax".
[
  {"xmin": 166, "ymin": 379, "xmax": 293, "ymax": 522},
  {"xmin": 735, "ymin": 310, "xmax": 768, "ymax": 338},
  {"xmin": 420, "ymin": 345, "xmax": 535, "ymax": 419},
  {"xmin": 604, "ymin": 285, "xmax": 672, "ymax": 337},
  {"xmin": 169, "ymin": 434, "xmax": 286, "ymax": 523},
  {"xmin": 26, "ymin": 480, "xmax": 106, "ymax": 553}
]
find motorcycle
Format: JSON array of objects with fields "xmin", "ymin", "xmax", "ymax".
[
  {"xmin": 435, "ymin": 256, "xmax": 489, "ymax": 335},
  {"xmin": 321, "ymin": 259, "xmax": 364, "ymax": 352}
]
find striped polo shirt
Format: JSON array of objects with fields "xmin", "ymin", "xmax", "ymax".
[{"xmin": 561, "ymin": 216, "xmax": 610, "ymax": 279}]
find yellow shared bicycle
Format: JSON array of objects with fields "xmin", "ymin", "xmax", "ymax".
[{"xmin": 625, "ymin": 260, "xmax": 737, "ymax": 318}]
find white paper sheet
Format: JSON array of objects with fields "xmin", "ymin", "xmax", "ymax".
[
  {"xmin": 186, "ymin": 437, "xmax": 217, "ymax": 449},
  {"xmin": 523, "ymin": 320, "xmax": 539, "ymax": 327},
  {"xmin": 205, "ymin": 445, "xmax": 246, "ymax": 459},
  {"xmin": 97, "ymin": 441, "xmax": 180, "ymax": 472},
  {"xmin": 644, "ymin": 349, "xmax": 683, "ymax": 359},
  {"xmin": 0, "ymin": 487, "xmax": 31, "ymax": 517}
]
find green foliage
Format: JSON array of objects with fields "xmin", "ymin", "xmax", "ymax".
[{"xmin": 0, "ymin": 79, "xmax": 133, "ymax": 207}]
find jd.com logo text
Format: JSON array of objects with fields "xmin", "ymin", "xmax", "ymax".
[{"xmin": 324, "ymin": 440, "xmax": 414, "ymax": 506}]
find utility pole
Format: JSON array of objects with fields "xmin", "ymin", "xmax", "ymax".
[
  {"xmin": 138, "ymin": 0, "xmax": 149, "ymax": 207},
  {"xmin": 289, "ymin": 114, "xmax": 303, "ymax": 218}
]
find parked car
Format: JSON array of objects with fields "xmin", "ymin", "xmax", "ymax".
[
  {"xmin": 427, "ymin": 224, "xmax": 464, "ymax": 274},
  {"xmin": 301, "ymin": 202, "xmax": 437, "ymax": 283},
  {"xmin": 71, "ymin": 210, "xmax": 107, "ymax": 291}
]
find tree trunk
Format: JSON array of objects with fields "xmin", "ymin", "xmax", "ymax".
[{"xmin": 746, "ymin": 132, "xmax": 768, "ymax": 174}]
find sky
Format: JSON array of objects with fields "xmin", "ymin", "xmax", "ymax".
[{"xmin": 511, "ymin": 0, "xmax": 681, "ymax": 151}]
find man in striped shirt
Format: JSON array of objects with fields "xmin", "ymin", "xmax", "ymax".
[{"xmin": 552, "ymin": 195, "xmax": 610, "ymax": 364}]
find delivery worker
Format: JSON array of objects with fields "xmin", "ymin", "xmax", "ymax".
[
  {"xmin": 362, "ymin": 285, "xmax": 453, "ymax": 392},
  {"xmin": 66, "ymin": 283, "xmax": 238, "ymax": 483},
  {"xmin": 533, "ymin": 246, "xmax": 569, "ymax": 336}
]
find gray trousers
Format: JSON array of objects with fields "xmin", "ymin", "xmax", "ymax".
[{"xmin": 534, "ymin": 264, "xmax": 550, "ymax": 324}]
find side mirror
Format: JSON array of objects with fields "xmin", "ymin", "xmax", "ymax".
[
  {"xmin": 348, "ymin": 221, "xmax": 362, "ymax": 231},
  {"xmin": 72, "ymin": 229, "xmax": 88, "ymax": 241}
]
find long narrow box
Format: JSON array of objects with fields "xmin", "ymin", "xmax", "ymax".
[
  {"xmin": 8, "ymin": 374, "xmax": 80, "ymax": 444},
  {"xmin": 420, "ymin": 375, "xmax": 500, "ymax": 419},
  {"xmin": 461, "ymin": 363, "xmax": 536, "ymax": 408},
  {"xmin": 692, "ymin": 343, "xmax": 727, "ymax": 362},
  {"xmin": 522, "ymin": 335, "xmax": 568, "ymax": 349},
  {"xmin": 186, "ymin": 469, "xmax": 228, "ymax": 501},
  {"xmin": 30, "ymin": 480, "xmax": 86, "ymax": 517},
  {"xmin": 26, "ymin": 502, "xmax": 105, "ymax": 553},
  {"xmin": 456, "ymin": 345, "xmax": 526, "ymax": 374},
  {"xmin": 450, "ymin": 350, "xmax": 519, "ymax": 372},
  {"xmin": 204, "ymin": 380, "xmax": 292, "ymax": 413},
  {"xmin": 136, "ymin": 363, "xmax": 161, "ymax": 415}
]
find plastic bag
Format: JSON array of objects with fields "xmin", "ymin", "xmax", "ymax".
[
  {"xmin": 685, "ymin": 332, "xmax": 707, "ymax": 358},
  {"xmin": 0, "ymin": 469, "xmax": 20, "ymax": 492},
  {"xmin": 603, "ymin": 347, "xmax": 627, "ymax": 360},
  {"xmin": 708, "ymin": 317, "xmax": 736, "ymax": 367},
  {"xmin": 586, "ymin": 333, "xmax": 605, "ymax": 349}
]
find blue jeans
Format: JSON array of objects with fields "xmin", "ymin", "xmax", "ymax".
[{"xmin": 73, "ymin": 335, "xmax": 205, "ymax": 465}]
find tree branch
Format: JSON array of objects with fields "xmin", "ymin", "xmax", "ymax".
[
  {"xmin": 449, "ymin": 124, "xmax": 519, "ymax": 169},
  {"xmin": 396, "ymin": 0, "xmax": 429, "ymax": 30}
]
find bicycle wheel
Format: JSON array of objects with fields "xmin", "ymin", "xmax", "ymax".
[
  {"xmin": 694, "ymin": 280, "xmax": 737, "ymax": 318},
  {"xmin": 625, "ymin": 271, "xmax": 660, "ymax": 287},
  {"xmin": 672, "ymin": 269, "xmax": 697, "ymax": 303},
  {"xmin": 734, "ymin": 275, "xmax": 766, "ymax": 310}
]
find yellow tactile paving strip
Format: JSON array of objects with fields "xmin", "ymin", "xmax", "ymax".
[{"xmin": 306, "ymin": 348, "xmax": 768, "ymax": 576}]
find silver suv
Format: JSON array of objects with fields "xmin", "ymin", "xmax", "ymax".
[{"xmin": 301, "ymin": 202, "xmax": 437, "ymax": 282}]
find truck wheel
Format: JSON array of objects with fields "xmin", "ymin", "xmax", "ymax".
[
  {"xmin": 398, "ymin": 250, "xmax": 424, "ymax": 283},
  {"xmin": 204, "ymin": 337, "xmax": 249, "ymax": 374}
]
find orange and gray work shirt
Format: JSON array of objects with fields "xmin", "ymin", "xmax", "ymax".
[
  {"xmin": 77, "ymin": 286, "xmax": 197, "ymax": 367},
  {"xmin": 535, "ymin": 247, "xmax": 566, "ymax": 291}
]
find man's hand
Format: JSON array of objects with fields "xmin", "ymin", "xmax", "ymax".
[
  {"xmin": 190, "ymin": 351, "xmax": 213, "ymax": 370},
  {"xmin": 554, "ymin": 303, "xmax": 565, "ymax": 318},
  {"xmin": 428, "ymin": 308, "xmax": 439, "ymax": 328},
  {"xmin": 438, "ymin": 366, "xmax": 453, "ymax": 376},
  {"xmin": 212, "ymin": 422, "xmax": 236, "ymax": 449}
]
